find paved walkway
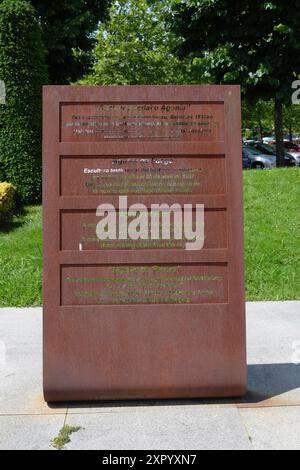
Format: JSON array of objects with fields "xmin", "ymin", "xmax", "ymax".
[{"xmin": 0, "ymin": 302, "xmax": 299, "ymax": 450}]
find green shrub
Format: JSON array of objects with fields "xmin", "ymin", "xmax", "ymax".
[
  {"xmin": 0, "ymin": 182, "xmax": 16, "ymax": 223},
  {"xmin": 0, "ymin": 0, "xmax": 48, "ymax": 204}
]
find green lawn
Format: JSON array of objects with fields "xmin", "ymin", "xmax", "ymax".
[
  {"xmin": 244, "ymin": 167, "xmax": 300, "ymax": 300},
  {"xmin": 0, "ymin": 206, "xmax": 42, "ymax": 307},
  {"xmin": 0, "ymin": 167, "xmax": 299, "ymax": 306}
]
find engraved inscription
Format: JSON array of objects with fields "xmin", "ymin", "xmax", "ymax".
[
  {"xmin": 85, "ymin": 158, "xmax": 202, "ymax": 195},
  {"xmin": 61, "ymin": 103, "xmax": 225, "ymax": 142},
  {"xmin": 61, "ymin": 209, "xmax": 227, "ymax": 251},
  {"xmin": 62, "ymin": 265, "xmax": 228, "ymax": 305},
  {"xmin": 60, "ymin": 156, "xmax": 226, "ymax": 196}
]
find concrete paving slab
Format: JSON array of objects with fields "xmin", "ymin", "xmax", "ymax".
[
  {"xmin": 239, "ymin": 406, "xmax": 300, "ymax": 450},
  {"xmin": 247, "ymin": 301, "xmax": 300, "ymax": 365},
  {"xmin": 0, "ymin": 302, "xmax": 299, "ymax": 450},
  {"xmin": 244, "ymin": 301, "xmax": 300, "ymax": 407},
  {"xmin": 0, "ymin": 308, "xmax": 66, "ymax": 416},
  {"xmin": 0, "ymin": 414, "xmax": 65, "ymax": 450},
  {"xmin": 65, "ymin": 407, "xmax": 252, "ymax": 450},
  {"xmin": 242, "ymin": 363, "xmax": 300, "ymax": 407}
]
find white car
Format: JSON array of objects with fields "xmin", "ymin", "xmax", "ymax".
[
  {"xmin": 243, "ymin": 146, "xmax": 276, "ymax": 169},
  {"xmin": 283, "ymin": 142, "xmax": 300, "ymax": 166},
  {"xmin": 286, "ymin": 151, "xmax": 300, "ymax": 166},
  {"xmin": 262, "ymin": 137, "xmax": 275, "ymax": 144}
]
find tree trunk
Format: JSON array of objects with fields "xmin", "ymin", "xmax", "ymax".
[
  {"xmin": 274, "ymin": 97, "xmax": 285, "ymax": 167},
  {"xmin": 289, "ymin": 122, "xmax": 293, "ymax": 142},
  {"xmin": 258, "ymin": 117, "xmax": 263, "ymax": 142}
]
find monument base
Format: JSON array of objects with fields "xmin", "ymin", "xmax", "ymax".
[{"xmin": 44, "ymin": 386, "xmax": 247, "ymax": 403}]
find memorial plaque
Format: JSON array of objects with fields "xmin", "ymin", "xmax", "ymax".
[{"xmin": 43, "ymin": 86, "xmax": 246, "ymax": 402}]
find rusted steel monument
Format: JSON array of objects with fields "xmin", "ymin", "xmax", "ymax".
[{"xmin": 43, "ymin": 85, "xmax": 247, "ymax": 401}]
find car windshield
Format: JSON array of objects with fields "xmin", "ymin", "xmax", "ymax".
[
  {"xmin": 259, "ymin": 144, "xmax": 276, "ymax": 153},
  {"xmin": 246, "ymin": 147, "xmax": 263, "ymax": 155},
  {"xmin": 261, "ymin": 143, "xmax": 294, "ymax": 156}
]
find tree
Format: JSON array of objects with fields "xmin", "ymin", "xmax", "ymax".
[
  {"xmin": 171, "ymin": 0, "xmax": 300, "ymax": 166},
  {"xmin": 83, "ymin": 0, "xmax": 190, "ymax": 85},
  {"xmin": 30, "ymin": 1, "xmax": 110, "ymax": 84},
  {"xmin": 0, "ymin": 0, "xmax": 48, "ymax": 203},
  {"xmin": 283, "ymin": 105, "xmax": 300, "ymax": 141},
  {"xmin": 242, "ymin": 100, "xmax": 274, "ymax": 141}
]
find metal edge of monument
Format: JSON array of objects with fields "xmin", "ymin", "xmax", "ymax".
[{"xmin": 43, "ymin": 85, "xmax": 247, "ymax": 402}]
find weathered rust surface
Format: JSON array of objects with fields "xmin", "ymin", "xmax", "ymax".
[
  {"xmin": 43, "ymin": 85, "xmax": 246, "ymax": 402},
  {"xmin": 60, "ymin": 209, "xmax": 227, "ymax": 251},
  {"xmin": 60, "ymin": 156, "xmax": 227, "ymax": 196}
]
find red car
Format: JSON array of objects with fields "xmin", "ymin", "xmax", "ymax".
[{"xmin": 283, "ymin": 141, "xmax": 300, "ymax": 152}]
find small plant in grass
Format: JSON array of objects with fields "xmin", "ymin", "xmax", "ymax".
[{"xmin": 51, "ymin": 425, "xmax": 82, "ymax": 450}]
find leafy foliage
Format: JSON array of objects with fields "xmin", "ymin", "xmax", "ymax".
[
  {"xmin": 30, "ymin": 0, "xmax": 110, "ymax": 84},
  {"xmin": 0, "ymin": 0, "xmax": 48, "ymax": 203},
  {"xmin": 242, "ymin": 99, "xmax": 300, "ymax": 140},
  {"xmin": 171, "ymin": 0, "xmax": 300, "ymax": 164},
  {"xmin": 242, "ymin": 100, "xmax": 274, "ymax": 140},
  {"xmin": 83, "ymin": 0, "xmax": 190, "ymax": 85},
  {"xmin": 172, "ymin": 0, "xmax": 300, "ymax": 98},
  {"xmin": 0, "ymin": 182, "xmax": 16, "ymax": 222}
]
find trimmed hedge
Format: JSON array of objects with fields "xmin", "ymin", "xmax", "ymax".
[
  {"xmin": 0, "ymin": 182, "xmax": 16, "ymax": 222},
  {"xmin": 0, "ymin": 0, "xmax": 48, "ymax": 203}
]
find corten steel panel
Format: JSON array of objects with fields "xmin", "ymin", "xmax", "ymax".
[
  {"xmin": 60, "ymin": 209, "xmax": 228, "ymax": 251},
  {"xmin": 61, "ymin": 264, "xmax": 228, "ymax": 306},
  {"xmin": 43, "ymin": 85, "xmax": 246, "ymax": 402},
  {"xmin": 60, "ymin": 103, "xmax": 225, "ymax": 142},
  {"xmin": 60, "ymin": 155, "xmax": 227, "ymax": 196}
]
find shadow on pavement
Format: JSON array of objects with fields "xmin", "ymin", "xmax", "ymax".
[{"xmin": 46, "ymin": 363, "xmax": 300, "ymax": 410}]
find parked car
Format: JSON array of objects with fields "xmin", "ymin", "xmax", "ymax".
[
  {"xmin": 247, "ymin": 142, "xmax": 276, "ymax": 155},
  {"xmin": 243, "ymin": 139, "xmax": 256, "ymax": 145},
  {"xmin": 248, "ymin": 143, "xmax": 298, "ymax": 166},
  {"xmin": 242, "ymin": 149, "xmax": 251, "ymax": 169},
  {"xmin": 242, "ymin": 146, "xmax": 276, "ymax": 169},
  {"xmin": 282, "ymin": 142, "xmax": 300, "ymax": 165},
  {"xmin": 262, "ymin": 137, "xmax": 276, "ymax": 145},
  {"xmin": 283, "ymin": 141, "xmax": 300, "ymax": 153}
]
